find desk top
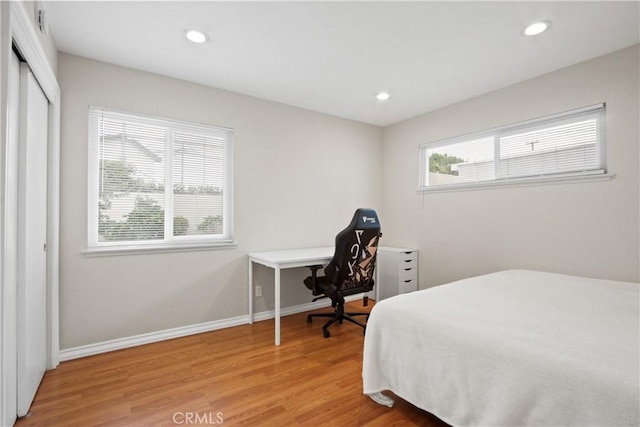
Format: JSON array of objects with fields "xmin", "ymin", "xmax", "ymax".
[
  {"xmin": 249, "ymin": 246, "xmax": 334, "ymax": 267},
  {"xmin": 248, "ymin": 245, "xmax": 416, "ymax": 269}
]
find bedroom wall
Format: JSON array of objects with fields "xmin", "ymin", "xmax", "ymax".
[
  {"xmin": 381, "ymin": 45, "xmax": 639, "ymax": 286},
  {"xmin": 57, "ymin": 53, "xmax": 382, "ymax": 349}
]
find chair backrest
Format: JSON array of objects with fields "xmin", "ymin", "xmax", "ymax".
[{"xmin": 324, "ymin": 209, "xmax": 381, "ymax": 297}]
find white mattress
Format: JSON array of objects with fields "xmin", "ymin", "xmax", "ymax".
[{"xmin": 362, "ymin": 270, "xmax": 640, "ymax": 426}]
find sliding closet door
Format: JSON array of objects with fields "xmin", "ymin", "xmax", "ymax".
[{"xmin": 16, "ymin": 62, "xmax": 49, "ymax": 417}]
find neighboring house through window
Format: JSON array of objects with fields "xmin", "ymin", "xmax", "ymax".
[{"xmin": 420, "ymin": 104, "xmax": 607, "ymax": 191}]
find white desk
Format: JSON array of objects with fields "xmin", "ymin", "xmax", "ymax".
[
  {"xmin": 248, "ymin": 247, "xmax": 334, "ymax": 345},
  {"xmin": 248, "ymin": 246, "xmax": 385, "ymax": 345}
]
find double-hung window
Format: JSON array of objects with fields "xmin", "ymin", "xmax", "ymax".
[
  {"xmin": 87, "ymin": 107, "xmax": 234, "ymax": 253},
  {"xmin": 419, "ymin": 104, "xmax": 607, "ymax": 191}
]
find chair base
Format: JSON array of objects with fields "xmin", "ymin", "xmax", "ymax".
[{"xmin": 306, "ymin": 310, "xmax": 370, "ymax": 338}]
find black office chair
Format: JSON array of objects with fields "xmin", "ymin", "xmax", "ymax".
[{"xmin": 304, "ymin": 208, "xmax": 382, "ymax": 338}]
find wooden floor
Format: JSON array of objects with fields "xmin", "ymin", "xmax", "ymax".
[{"xmin": 16, "ymin": 301, "xmax": 450, "ymax": 426}]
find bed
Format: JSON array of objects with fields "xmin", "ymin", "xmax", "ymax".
[{"xmin": 362, "ymin": 270, "xmax": 639, "ymax": 427}]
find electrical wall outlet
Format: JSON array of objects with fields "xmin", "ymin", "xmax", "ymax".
[{"xmin": 255, "ymin": 284, "xmax": 263, "ymax": 297}]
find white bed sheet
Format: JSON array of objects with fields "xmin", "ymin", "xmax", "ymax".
[{"xmin": 362, "ymin": 270, "xmax": 639, "ymax": 426}]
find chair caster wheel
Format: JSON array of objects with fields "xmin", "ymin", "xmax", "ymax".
[
  {"xmin": 323, "ymin": 329, "xmax": 330, "ymax": 338},
  {"xmin": 307, "ymin": 316, "xmax": 312, "ymax": 324}
]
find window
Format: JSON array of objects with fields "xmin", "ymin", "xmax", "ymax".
[
  {"xmin": 419, "ymin": 104, "xmax": 607, "ymax": 191},
  {"xmin": 87, "ymin": 107, "xmax": 233, "ymax": 252}
]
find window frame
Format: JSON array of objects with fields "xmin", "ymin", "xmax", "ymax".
[
  {"xmin": 418, "ymin": 104, "xmax": 612, "ymax": 193},
  {"xmin": 86, "ymin": 106, "xmax": 235, "ymax": 255}
]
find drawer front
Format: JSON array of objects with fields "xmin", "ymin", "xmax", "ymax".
[
  {"xmin": 400, "ymin": 257, "xmax": 417, "ymax": 270},
  {"xmin": 399, "ymin": 278, "xmax": 417, "ymax": 294},
  {"xmin": 399, "ymin": 266, "xmax": 417, "ymax": 281},
  {"xmin": 400, "ymin": 251, "xmax": 418, "ymax": 262}
]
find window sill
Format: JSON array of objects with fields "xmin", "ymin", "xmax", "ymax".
[
  {"xmin": 417, "ymin": 172, "xmax": 614, "ymax": 194},
  {"xmin": 83, "ymin": 241, "xmax": 237, "ymax": 257}
]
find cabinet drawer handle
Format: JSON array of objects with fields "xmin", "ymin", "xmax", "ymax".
[
  {"xmin": 404, "ymin": 268, "xmax": 412, "ymax": 271},
  {"xmin": 404, "ymin": 260, "xmax": 412, "ymax": 263},
  {"xmin": 404, "ymin": 279, "xmax": 412, "ymax": 283}
]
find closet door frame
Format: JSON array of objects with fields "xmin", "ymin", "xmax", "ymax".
[{"xmin": 0, "ymin": 2, "xmax": 60, "ymax": 425}]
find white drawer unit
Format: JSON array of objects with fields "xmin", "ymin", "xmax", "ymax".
[{"xmin": 375, "ymin": 246, "xmax": 419, "ymax": 301}]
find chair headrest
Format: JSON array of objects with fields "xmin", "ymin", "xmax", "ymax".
[{"xmin": 353, "ymin": 208, "xmax": 380, "ymax": 229}]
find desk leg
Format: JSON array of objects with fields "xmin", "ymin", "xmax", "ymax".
[
  {"xmin": 248, "ymin": 259, "xmax": 254, "ymax": 324},
  {"xmin": 275, "ymin": 266, "xmax": 281, "ymax": 346}
]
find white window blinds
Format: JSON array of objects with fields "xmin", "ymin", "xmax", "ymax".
[
  {"xmin": 420, "ymin": 104, "xmax": 606, "ymax": 190},
  {"xmin": 87, "ymin": 107, "xmax": 233, "ymax": 250}
]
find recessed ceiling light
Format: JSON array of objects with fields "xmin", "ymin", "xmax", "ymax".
[
  {"xmin": 185, "ymin": 29, "xmax": 209, "ymax": 44},
  {"xmin": 523, "ymin": 21, "xmax": 551, "ymax": 36},
  {"xmin": 376, "ymin": 92, "xmax": 390, "ymax": 101}
]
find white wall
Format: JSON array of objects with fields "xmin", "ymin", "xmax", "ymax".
[
  {"xmin": 57, "ymin": 44, "xmax": 640, "ymax": 350},
  {"xmin": 381, "ymin": 45, "xmax": 639, "ymax": 287},
  {"xmin": 58, "ymin": 53, "xmax": 382, "ymax": 349}
]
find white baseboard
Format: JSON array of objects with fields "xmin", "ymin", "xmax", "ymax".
[{"xmin": 59, "ymin": 294, "xmax": 368, "ymax": 362}]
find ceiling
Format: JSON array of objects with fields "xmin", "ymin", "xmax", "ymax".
[{"xmin": 45, "ymin": 1, "xmax": 639, "ymax": 127}]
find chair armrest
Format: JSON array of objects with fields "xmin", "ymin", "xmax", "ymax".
[
  {"xmin": 306, "ymin": 264, "xmax": 323, "ymax": 281},
  {"xmin": 304, "ymin": 265, "xmax": 324, "ymax": 295}
]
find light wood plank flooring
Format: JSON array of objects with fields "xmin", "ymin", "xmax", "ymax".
[{"xmin": 16, "ymin": 301, "xmax": 449, "ymax": 426}]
